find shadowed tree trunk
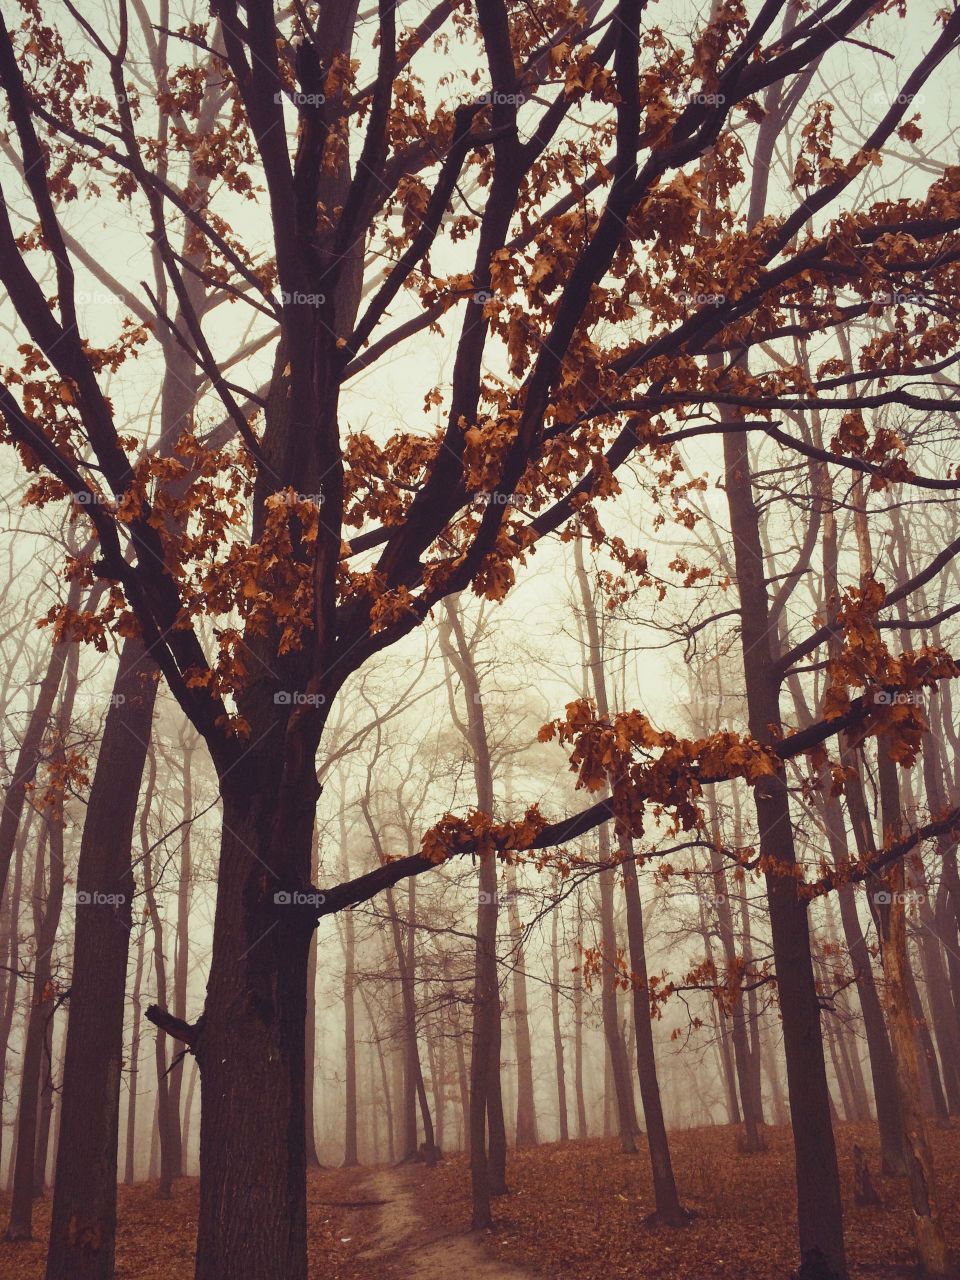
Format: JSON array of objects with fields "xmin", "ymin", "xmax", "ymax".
[
  {"xmin": 722, "ymin": 427, "xmax": 846, "ymax": 1278},
  {"xmin": 166, "ymin": 735, "xmax": 195, "ymax": 1176},
  {"xmin": 6, "ymin": 635, "xmax": 78, "ymax": 1238},
  {"xmin": 45, "ymin": 637, "xmax": 160, "ymax": 1280}
]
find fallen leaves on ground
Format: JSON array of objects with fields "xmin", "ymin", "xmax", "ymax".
[
  {"xmin": 0, "ymin": 1165, "xmax": 390, "ymax": 1280},
  {"xmin": 426, "ymin": 1121, "xmax": 960, "ymax": 1278}
]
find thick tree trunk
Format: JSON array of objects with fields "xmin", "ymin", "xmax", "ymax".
[{"xmin": 191, "ymin": 770, "xmax": 316, "ymax": 1280}]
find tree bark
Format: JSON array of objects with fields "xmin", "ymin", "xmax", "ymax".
[{"xmin": 722, "ymin": 430, "xmax": 846, "ymax": 1278}]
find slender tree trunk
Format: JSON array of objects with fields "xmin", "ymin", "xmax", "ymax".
[
  {"xmin": 6, "ymin": 639, "xmax": 77, "ymax": 1238},
  {"xmin": 342, "ymin": 901, "xmax": 359, "ymax": 1168},
  {"xmin": 167, "ymin": 740, "xmax": 195, "ymax": 1177},
  {"xmin": 304, "ymin": 829, "xmax": 320, "ymax": 1167},
  {"xmin": 505, "ymin": 865, "xmax": 537, "ymax": 1147},
  {"xmin": 573, "ymin": 906, "xmax": 588, "ymax": 1140},
  {"xmin": 5, "ymin": 825, "xmax": 57, "ymax": 1238},
  {"xmin": 550, "ymin": 903, "xmax": 569, "ymax": 1141},
  {"xmin": 125, "ymin": 919, "xmax": 148, "ymax": 1186},
  {"xmin": 874, "ymin": 746, "xmax": 955, "ymax": 1277},
  {"xmin": 722, "ymin": 430, "xmax": 846, "ymax": 1279},
  {"xmin": 140, "ymin": 748, "xmax": 176, "ymax": 1200},
  {"xmin": 622, "ymin": 845, "xmax": 686, "ymax": 1223}
]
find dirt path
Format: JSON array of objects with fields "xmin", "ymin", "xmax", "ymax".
[{"xmin": 349, "ymin": 1166, "xmax": 533, "ymax": 1280}]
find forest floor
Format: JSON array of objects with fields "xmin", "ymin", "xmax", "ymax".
[{"xmin": 3, "ymin": 1120, "xmax": 960, "ymax": 1278}]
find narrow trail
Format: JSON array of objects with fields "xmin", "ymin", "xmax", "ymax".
[{"xmin": 349, "ymin": 1165, "xmax": 533, "ymax": 1280}]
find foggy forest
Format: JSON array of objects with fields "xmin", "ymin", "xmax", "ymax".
[{"xmin": 1, "ymin": 0, "xmax": 959, "ymax": 1277}]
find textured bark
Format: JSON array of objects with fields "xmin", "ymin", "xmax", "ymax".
[
  {"xmin": 874, "ymin": 746, "xmax": 955, "ymax": 1278},
  {"xmin": 45, "ymin": 638, "xmax": 158, "ymax": 1280},
  {"xmin": 189, "ymin": 770, "xmax": 317, "ymax": 1280},
  {"xmin": 7, "ymin": 638, "xmax": 77, "ymax": 1238},
  {"xmin": 722, "ymin": 429, "xmax": 846, "ymax": 1278}
]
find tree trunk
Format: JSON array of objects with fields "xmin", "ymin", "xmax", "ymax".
[
  {"xmin": 5, "ymin": 825, "xmax": 58, "ymax": 1238},
  {"xmin": 573, "ymin": 906, "xmax": 588, "ymax": 1140},
  {"xmin": 45, "ymin": 637, "xmax": 158, "ymax": 1280},
  {"xmin": 550, "ymin": 903, "xmax": 569, "ymax": 1141},
  {"xmin": 874, "ymin": 744, "xmax": 955, "ymax": 1277},
  {"xmin": 190, "ymin": 769, "xmax": 317, "ymax": 1280},
  {"xmin": 722, "ymin": 429, "xmax": 846, "ymax": 1279},
  {"xmin": 622, "ymin": 845, "xmax": 686, "ymax": 1224},
  {"xmin": 124, "ymin": 918, "xmax": 148, "ymax": 1185},
  {"xmin": 505, "ymin": 865, "xmax": 537, "ymax": 1147},
  {"xmin": 140, "ymin": 747, "xmax": 176, "ymax": 1199},
  {"xmin": 342, "ymin": 900, "xmax": 359, "ymax": 1168},
  {"xmin": 167, "ymin": 738, "xmax": 195, "ymax": 1177}
]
